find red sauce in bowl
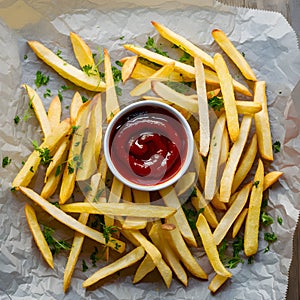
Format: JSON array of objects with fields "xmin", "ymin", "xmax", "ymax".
[{"xmin": 109, "ymin": 105, "xmax": 188, "ymax": 186}]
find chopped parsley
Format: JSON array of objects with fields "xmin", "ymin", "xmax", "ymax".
[
  {"xmin": 57, "ymin": 85, "xmax": 72, "ymax": 102},
  {"xmin": 32, "ymin": 140, "xmax": 53, "ymax": 166},
  {"xmin": 14, "ymin": 115, "xmax": 20, "ymax": 124},
  {"xmin": 81, "ymin": 95, "xmax": 88, "ymax": 103},
  {"xmin": 144, "ymin": 36, "xmax": 169, "ymax": 57},
  {"xmin": 253, "ymin": 181, "xmax": 260, "ymax": 188},
  {"xmin": 2, "ymin": 156, "xmax": 12, "ymax": 168},
  {"xmin": 90, "ymin": 246, "xmax": 100, "ymax": 267},
  {"xmin": 102, "ymin": 223, "xmax": 119, "ymax": 245},
  {"xmin": 35, "ymin": 70, "xmax": 49, "ymax": 88},
  {"xmin": 264, "ymin": 232, "xmax": 277, "ymax": 243},
  {"xmin": 55, "ymin": 165, "xmax": 62, "ymax": 177},
  {"xmin": 56, "ymin": 49, "xmax": 62, "ymax": 59},
  {"xmin": 208, "ymin": 96, "xmax": 224, "ymax": 111},
  {"xmin": 42, "ymin": 225, "xmax": 71, "ymax": 255},
  {"xmin": 67, "ymin": 162, "xmax": 75, "ymax": 174},
  {"xmin": 29, "ymin": 166, "xmax": 34, "ymax": 172},
  {"xmin": 179, "ymin": 52, "xmax": 192, "ymax": 63},
  {"xmin": 248, "ymin": 256, "xmax": 254, "ymax": 264},
  {"xmin": 82, "ymin": 64, "xmax": 98, "ymax": 76},
  {"xmin": 272, "ymin": 141, "xmax": 281, "ymax": 153},
  {"xmin": 260, "ymin": 212, "xmax": 274, "ymax": 226},
  {"xmin": 43, "ymin": 88, "xmax": 52, "ymax": 98},
  {"xmin": 24, "ymin": 54, "xmax": 28, "ymax": 60},
  {"xmin": 277, "ymin": 216, "xmax": 283, "ymax": 225},
  {"xmin": 82, "ymin": 259, "xmax": 88, "ymax": 272}
]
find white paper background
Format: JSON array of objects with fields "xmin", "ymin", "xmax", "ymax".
[{"xmin": 0, "ymin": 1, "xmax": 299, "ymax": 299}]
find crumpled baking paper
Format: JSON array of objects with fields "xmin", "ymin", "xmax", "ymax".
[{"xmin": 0, "ymin": 0, "xmax": 299, "ymax": 299}]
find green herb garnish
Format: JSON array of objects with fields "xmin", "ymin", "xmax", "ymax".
[
  {"xmin": 2, "ymin": 156, "xmax": 12, "ymax": 168},
  {"xmin": 14, "ymin": 115, "xmax": 20, "ymax": 124},
  {"xmin": 208, "ymin": 96, "xmax": 224, "ymax": 111},
  {"xmin": 35, "ymin": 70, "xmax": 49, "ymax": 88},
  {"xmin": 277, "ymin": 216, "xmax": 283, "ymax": 225},
  {"xmin": 32, "ymin": 140, "xmax": 53, "ymax": 166},
  {"xmin": 144, "ymin": 37, "xmax": 169, "ymax": 57},
  {"xmin": 82, "ymin": 259, "xmax": 88, "ymax": 272},
  {"xmin": 253, "ymin": 181, "xmax": 260, "ymax": 188},
  {"xmin": 272, "ymin": 141, "xmax": 281, "ymax": 153},
  {"xmin": 43, "ymin": 88, "xmax": 52, "ymax": 98},
  {"xmin": 260, "ymin": 212, "xmax": 274, "ymax": 226}
]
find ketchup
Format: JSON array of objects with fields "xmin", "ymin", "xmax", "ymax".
[{"xmin": 109, "ymin": 105, "xmax": 188, "ymax": 186}]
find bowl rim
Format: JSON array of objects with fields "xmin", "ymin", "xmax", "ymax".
[{"xmin": 103, "ymin": 100, "xmax": 194, "ymax": 191}]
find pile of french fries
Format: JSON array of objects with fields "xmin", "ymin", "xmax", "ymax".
[{"xmin": 12, "ymin": 21, "xmax": 283, "ymax": 294}]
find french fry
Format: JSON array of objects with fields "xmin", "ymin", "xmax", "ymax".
[
  {"xmin": 193, "ymin": 144, "xmax": 206, "ymax": 189},
  {"xmin": 211, "ymin": 193, "xmax": 227, "ymax": 211},
  {"xmin": 130, "ymin": 63, "xmax": 175, "ymax": 97},
  {"xmin": 150, "ymin": 222, "xmax": 188, "ymax": 286},
  {"xmin": 104, "ymin": 48, "xmax": 120, "ymax": 123},
  {"xmin": 212, "ymin": 29, "xmax": 257, "ymax": 81},
  {"xmin": 63, "ymin": 173, "xmax": 101, "ymax": 292},
  {"xmin": 208, "ymin": 274, "xmax": 229, "ymax": 293},
  {"xmin": 152, "ymin": 81, "xmax": 198, "ymax": 113},
  {"xmin": 70, "ymin": 31, "xmax": 100, "ymax": 80},
  {"xmin": 19, "ymin": 186, "xmax": 126, "ymax": 253},
  {"xmin": 82, "ymin": 246, "xmax": 145, "ymax": 288},
  {"xmin": 196, "ymin": 214, "xmax": 232, "ymax": 278},
  {"xmin": 133, "ymin": 254, "xmax": 156, "ymax": 283},
  {"xmin": 70, "ymin": 91, "xmax": 84, "ymax": 124},
  {"xmin": 47, "ymin": 95, "xmax": 61, "ymax": 130},
  {"xmin": 124, "ymin": 44, "xmax": 252, "ymax": 96},
  {"xmin": 213, "ymin": 182, "xmax": 252, "ymax": 245},
  {"xmin": 231, "ymin": 134, "xmax": 258, "ymax": 194},
  {"xmin": 195, "ymin": 56, "xmax": 210, "ymax": 156},
  {"xmin": 24, "ymin": 203, "xmax": 54, "ymax": 269},
  {"xmin": 28, "ymin": 41, "xmax": 106, "ymax": 91},
  {"xmin": 164, "ymin": 216, "xmax": 208, "ymax": 279},
  {"xmin": 263, "ymin": 171, "xmax": 283, "ymax": 190},
  {"xmin": 22, "ymin": 84, "xmax": 51, "ymax": 138},
  {"xmin": 159, "ymin": 185, "xmax": 197, "ymax": 247},
  {"xmin": 235, "ymin": 101, "xmax": 262, "ymax": 115},
  {"xmin": 128, "ymin": 230, "xmax": 173, "ymax": 288},
  {"xmin": 220, "ymin": 115, "xmax": 253, "ymax": 202},
  {"xmin": 244, "ymin": 159, "xmax": 264, "ymax": 256},
  {"xmin": 191, "ymin": 186, "xmax": 219, "ymax": 228},
  {"xmin": 205, "ymin": 113, "xmax": 226, "ymax": 200},
  {"xmin": 60, "ymin": 202, "xmax": 176, "ymax": 218},
  {"xmin": 122, "ymin": 55, "xmax": 138, "ymax": 83},
  {"xmin": 104, "ymin": 176, "xmax": 124, "ymax": 227},
  {"xmin": 77, "ymin": 94, "xmax": 103, "ymax": 181},
  {"xmin": 59, "ymin": 101, "xmax": 91, "ymax": 204},
  {"xmin": 254, "ymin": 81, "xmax": 274, "ymax": 161},
  {"xmin": 12, "ymin": 118, "xmax": 71, "ymax": 188},
  {"xmin": 232, "ymin": 208, "xmax": 248, "ymax": 238},
  {"xmin": 214, "ymin": 53, "xmax": 239, "ymax": 143},
  {"xmin": 217, "ymin": 126, "xmax": 229, "ymax": 183},
  {"xmin": 152, "ymin": 21, "xmax": 215, "ymax": 70},
  {"xmin": 174, "ymin": 172, "xmax": 196, "ymax": 196}
]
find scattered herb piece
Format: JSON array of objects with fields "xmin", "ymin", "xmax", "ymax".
[
  {"xmin": 24, "ymin": 54, "xmax": 28, "ymax": 60},
  {"xmin": 2, "ymin": 156, "xmax": 12, "ymax": 168},
  {"xmin": 272, "ymin": 141, "xmax": 281, "ymax": 153},
  {"xmin": 67, "ymin": 162, "xmax": 75, "ymax": 174},
  {"xmin": 82, "ymin": 259, "xmax": 88, "ymax": 272},
  {"xmin": 208, "ymin": 96, "xmax": 224, "ymax": 111},
  {"xmin": 277, "ymin": 216, "xmax": 283, "ymax": 225},
  {"xmin": 241, "ymin": 52, "xmax": 245, "ymax": 57},
  {"xmin": 260, "ymin": 212, "xmax": 274, "ymax": 226},
  {"xmin": 51, "ymin": 201, "xmax": 60, "ymax": 208},
  {"xmin": 248, "ymin": 256, "xmax": 254, "ymax": 264},
  {"xmin": 102, "ymin": 223, "xmax": 119, "ymax": 245},
  {"xmin": 55, "ymin": 165, "xmax": 61, "ymax": 177},
  {"xmin": 56, "ymin": 49, "xmax": 62, "ymax": 59},
  {"xmin": 29, "ymin": 166, "xmax": 34, "ymax": 172},
  {"xmin": 81, "ymin": 95, "xmax": 88, "ymax": 103},
  {"xmin": 82, "ymin": 64, "xmax": 97, "ymax": 76},
  {"xmin": 253, "ymin": 180, "xmax": 260, "ymax": 188},
  {"xmin": 43, "ymin": 88, "xmax": 52, "ymax": 98},
  {"xmin": 32, "ymin": 140, "xmax": 53, "ymax": 166},
  {"xmin": 144, "ymin": 37, "xmax": 169, "ymax": 57},
  {"xmin": 14, "ymin": 115, "xmax": 20, "ymax": 124},
  {"xmin": 11, "ymin": 186, "xmax": 16, "ymax": 192},
  {"xmin": 42, "ymin": 225, "xmax": 71, "ymax": 255},
  {"xmin": 264, "ymin": 232, "xmax": 277, "ymax": 243},
  {"xmin": 261, "ymin": 198, "xmax": 268, "ymax": 209},
  {"xmin": 35, "ymin": 70, "xmax": 49, "ymax": 88},
  {"xmin": 179, "ymin": 52, "xmax": 191, "ymax": 63},
  {"xmin": 115, "ymin": 60, "xmax": 123, "ymax": 67},
  {"xmin": 119, "ymin": 36, "xmax": 125, "ymax": 40},
  {"xmin": 90, "ymin": 246, "xmax": 100, "ymax": 267}
]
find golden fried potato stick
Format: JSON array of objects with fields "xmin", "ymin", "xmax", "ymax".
[
  {"xmin": 24, "ymin": 203, "xmax": 54, "ymax": 269},
  {"xmin": 19, "ymin": 186, "xmax": 125, "ymax": 253},
  {"xmin": 70, "ymin": 91, "xmax": 84, "ymax": 125},
  {"xmin": 212, "ymin": 29, "xmax": 257, "ymax": 81},
  {"xmin": 195, "ymin": 56, "xmax": 210, "ymax": 156},
  {"xmin": 133, "ymin": 254, "xmax": 156, "ymax": 284},
  {"xmin": 263, "ymin": 171, "xmax": 283, "ymax": 190},
  {"xmin": 77, "ymin": 94, "xmax": 103, "ymax": 181},
  {"xmin": 12, "ymin": 118, "xmax": 71, "ymax": 188},
  {"xmin": 28, "ymin": 41, "xmax": 106, "ymax": 92},
  {"xmin": 22, "ymin": 84, "xmax": 51, "ymax": 139},
  {"xmin": 220, "ymin": 115, "xmax": 253, "ymax": 202},
  {"xmin": 254, "ymin": 81, "xmax": 274, "ymax": 161},
  {"xmin": 70, "ymin": 31, "xmax": 100, "ymax": 80},
  {"xmin": 208, "ymin": 274, "xmax": 229, "ymax": 293},
  {"xmin": 82, "ymin": 246, "xmax": 145, "ymax": 288},
  {"xmin": 205, "ymin": 113, "xmax": 226, "ymax": 200},
  {"xmin": 152, "ymin": 21, "xmax": 215, "ymax": 69},
  {"xmin": 211, "ymin": 193, "xmax": 227, "ymax": 211},
  {"xmin": 164, "ymin": 216, "xmax": 208, "ymax": 279},
  {"xmin": 149, "ymin": 222, "xmax": 188, "ymax": 286},
  {"xmin": 104, "ymin": 48, "xmax": 120, "ymax": 123},
  {"xmin": 63, "ymin": 173, "xmax": 101, "ymax": 292},
  {"xmin": 59, "ymin": 101, "xmax": 91, "ymax": 204},
  {"xmin": 214, "ymin": 53, "xmax": 239, "ymax": 143},
  {"xmin": 159, "ymin": 185, "xmax": 198, "ymax": 247},
  {"xmin": 232, "ymin": 208, "xmax": 248, "ymax": 239},
  {"xmin": 231, "ymin": 134, "xmax": 258, "ymax": 194},
  {"xmin": 124, "ymin": 44, "xmax": 252, "ymax": 96},
  {"xmin": 129, "ymin": 230, "xmax": 173, "ymax": 288},
  {"xmin": 213, "ymin": 182, "xmax": 252, "ymax": 245},
  {"xmin": 174, "ymin": 172, "xmax": 196, "ymax": 197},
  {"xmin": 47, "ymin": 95, "xmax": 61, "ymax": 130},
  {"xmin": 122, "ymin": 55, "xmax": 138, "ymax": 83},
  {"xmin": 130, "ymin": 63, "xmax": 175, "ymax": 96},
  {"xmin": 196, "ymin": 214, "xmax": 232, "ymax": 278},
  {"xmin": 244, "ymin": 159, "xmax": 264, "ymax": 256},
  {"xmin": 193, "ymin": 144, "xmax": 206, "ymax": 189},
  {"xmin": 191, "ymin": 186, "xmax": 219, "ymax": 228}
]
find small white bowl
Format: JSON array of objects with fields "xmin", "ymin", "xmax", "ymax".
[{"xmin": 103, "ymin": 100, "xmax": 194, "ymax": 191}]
